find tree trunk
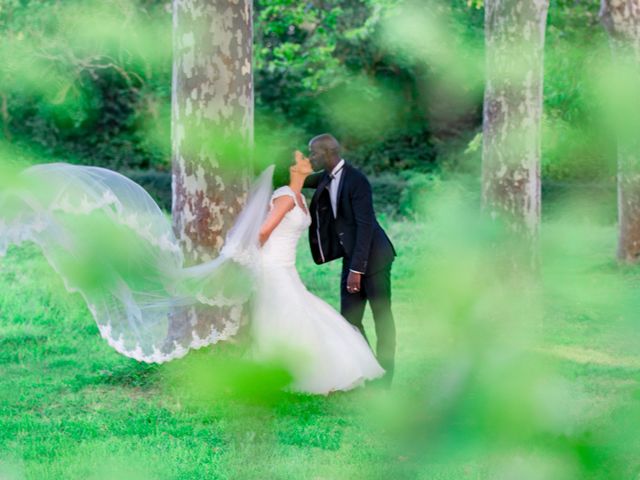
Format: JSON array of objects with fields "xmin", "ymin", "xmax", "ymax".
[
  {"xmin": 482, "ymin": 0, "xmax": 549, "ymax": 241},
  {"xmin": 0, "ymin": 92, "xmax": 10, "ymax": 140},
  {"xmin": 600, "ymin": 0, "xmax": 640, "ymax": 262},
  {"xmin": 172, "ymin": 0, "xmax": 253, "ymax": 263},
  {"xmin": 170, "ymin": 0, "xmax": 253, "ymax": 343}
]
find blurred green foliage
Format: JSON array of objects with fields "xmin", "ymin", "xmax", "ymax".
[
  {"xmin": 0, "ymin": 0, "xmax": 172, "ymax": 170},
  {"xmin": 0, "ymin": 0, "xmax": 617, "ymax": 190},
  {"xmin": 2, "ymin": 1, "xmax": 640, "ymax": 478},
  {"xmin": 542, "ymin": 0, "xmax": 616, "ymax": 183},
  {"xmin": 0, "ymin": 0, "xmax": 447, "ymax": 176}
]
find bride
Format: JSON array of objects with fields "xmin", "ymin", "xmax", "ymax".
[
  {"xmin": 252, "ymin": 152, "xmax": 383, "ymax": 393},
  {"xmin": 0, "ymin": 154, "xmax": 383, "ymax": 394}
]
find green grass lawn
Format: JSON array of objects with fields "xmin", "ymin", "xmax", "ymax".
[{"xmin": 1, "ymin": 217, "xmax": 639, "ymax": 479}]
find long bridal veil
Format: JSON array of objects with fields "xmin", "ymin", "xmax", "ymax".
[{"xmin": 0, "ymin": 163, "xmax": 275, "ymax": 363}]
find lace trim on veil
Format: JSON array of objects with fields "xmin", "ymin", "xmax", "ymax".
[{"xmin": 0, "ymin": 163, "xmax": 275, "ymax": 363}]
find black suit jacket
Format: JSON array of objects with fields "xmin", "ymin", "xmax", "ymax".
[{"xmin": 304, "ymin": 163, "xmax": 396, "ymax": 275}]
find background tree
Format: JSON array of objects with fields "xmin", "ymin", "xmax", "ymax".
[
  {"xmin": 600, "ymin": 0, "xmax": 640, "ymax": 261},
  {"xmin": 0, "ymin": 0, "xmax": 614, "ymax": 219},
  {"xmin": 171, "ymin": 0, "xmax": 253, "ymax": 263},
  {"xmin": 481, "ymin": 0, "xmax": 550, "ymax": 239},
  {"xmin": 169, "ymin": 0, "xmax": 253, "ymax": 342}
]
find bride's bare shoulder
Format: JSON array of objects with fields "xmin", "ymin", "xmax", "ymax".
[
  {"xmin": 272, "ymin": 185, "xmax": 294, "ymax": 197},
  {"xmin": 271, "ymin": 186, "xmax": 295, "ymax": 203}
]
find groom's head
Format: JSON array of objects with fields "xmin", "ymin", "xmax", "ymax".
[{"xmin": 308, "ymin": 134, "xmax": 341, "ymax": 172}]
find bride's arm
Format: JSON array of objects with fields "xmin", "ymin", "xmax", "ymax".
[{"xmin": 258, "ymin": 196, "xmax": 295, "ymax": 246}]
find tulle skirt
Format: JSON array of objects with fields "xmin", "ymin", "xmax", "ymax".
[{"xmin": 251, "ymin": 261, "xmax": 384, "ymax": 395}]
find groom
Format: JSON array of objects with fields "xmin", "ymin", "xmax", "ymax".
[{"xmin": 304, "ymin": 134, "xmax": 397, "ymax": 386}]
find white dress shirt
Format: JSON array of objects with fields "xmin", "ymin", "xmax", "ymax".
[
  {"xmin": 329, "ymin": 159, "xmax": 345, "ymax": 219},
  {"xmin": 329, "ymin": 159, "xmax": 363, "ymax": 275}
]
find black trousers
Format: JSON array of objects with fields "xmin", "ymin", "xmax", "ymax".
[{"xmin": 341, "ymin": 261, "xmax": 396, "ymax": 384}]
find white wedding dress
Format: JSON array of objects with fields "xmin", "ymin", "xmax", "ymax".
[
  {"xmin": 252, "ymin": 186, "xmax": 383, "ymax": 394},
  {"xmin": 0, "ymin": 163, "xmax": 382, "ymax": 394}
]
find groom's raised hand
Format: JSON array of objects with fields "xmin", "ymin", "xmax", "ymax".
[{"xmin": 346, "ymin": 271, "xmax": 362, "ymax": 294}]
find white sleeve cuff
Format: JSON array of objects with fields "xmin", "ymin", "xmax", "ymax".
[{"xmin": 349, "ymin": 269, "xmax": 364, "ymax": 275}]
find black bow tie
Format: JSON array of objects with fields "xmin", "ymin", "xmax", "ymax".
[{"xmin": 330, "ymin": 165, "xmax": 344, "ymax": 180}]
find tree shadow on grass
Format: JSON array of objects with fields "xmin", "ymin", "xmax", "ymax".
[{"xmin": 78, "ymin": 361, "xmax": 161, "ymax": 390}]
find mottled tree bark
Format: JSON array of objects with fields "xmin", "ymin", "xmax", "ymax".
[
  {"xmin": 482, "ymin": 0, "xmax": 549, "ymax": 240},
  {"xmin": 600, "ymin": 0, "xmax": 640, "ymax": 262},
  {"xmin": 172, "ymin": 0, "xmax": 253, "ymax": 263},
  {"xmin": 170, "ymin": 0, "xmax": 253, "ymax": 344}
]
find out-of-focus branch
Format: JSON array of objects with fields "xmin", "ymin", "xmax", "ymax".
[{"xmin": 35, "ymin": 49, "xmax": 145, "ymax": 90}]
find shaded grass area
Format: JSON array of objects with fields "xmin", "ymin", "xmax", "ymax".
[{"xmin": 0, "ymin": 219, "xmax": 639, "ymax": 479}]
